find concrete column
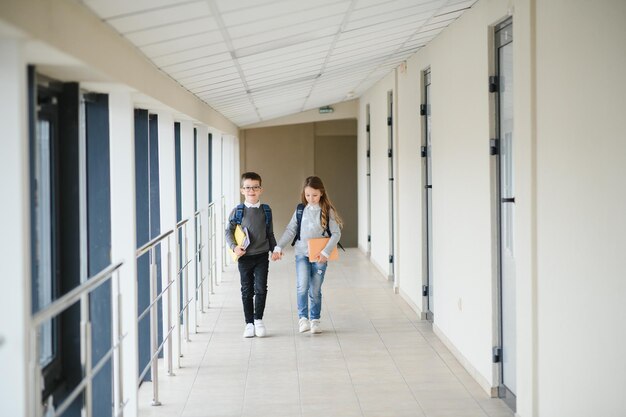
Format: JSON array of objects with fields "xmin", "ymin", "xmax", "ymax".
[
  {"xmin": 179, "ymin": 121, "xmax": 197, "ymax": 333},
  {"xmin": 108, "ymin": 90, "xmax": 139, "ymax": 417},
  {"xmin": 0, "ymin": 38, "xmax": 29, "ymax": 417},
  {"xmin": 195, "ymin": 125, "xmax": 210, "ymax": 307},
  {"xmin": 210, "ymin": 129, "xmax": 225, "ymax": 280},
  {"xmin": 156, "ymin": 111, "xmax": 178, "ymax": 361}
]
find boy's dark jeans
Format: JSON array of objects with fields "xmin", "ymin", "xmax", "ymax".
[{"xmin": 238, "ymin": 253, "xmax": 269, "ymax": 324}]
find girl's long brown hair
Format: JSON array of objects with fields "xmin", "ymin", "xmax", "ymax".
[{"xmin": 300, "ymin": 176, "xmax": 343, "ymax": 231}]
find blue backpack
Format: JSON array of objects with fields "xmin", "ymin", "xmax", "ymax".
[
  {"xmin": 290, "ymin": 203, "xmax": 345, "ymax": 251},
  {"xmin": 232, "ymin": 203, "xmax": 272, "ymax": 238}
]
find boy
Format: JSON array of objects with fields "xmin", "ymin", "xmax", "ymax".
[{"xmin": 225, "ymin": 172, "xmax": 277, "ymax": 338}]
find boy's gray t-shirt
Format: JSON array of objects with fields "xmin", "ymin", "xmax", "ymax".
[{"xmin": 225, "ymin": 205, "xmax": 276, "ymax": 256}]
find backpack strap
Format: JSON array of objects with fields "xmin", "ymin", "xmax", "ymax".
[
  {"xmin": 260, "ymin": 204, "xmax": 272, "ymax": 237},
  {"xmin": 290, "ymin": 203, "xmax": 305, "ymax": 246},
  {"xmin": 291, "ymin": 204, "xmax": 345, "ymax": 251},
  {"xmin": 323, "ymin": 215, "xmax": 346, "ymax": 252},
  {"xmin": 232, "ymin": 203, "xmax": 245, "ymax": 224},
  {"xmin": 233, "ymin": 203, "xmax": 272, "ymax": 237}
]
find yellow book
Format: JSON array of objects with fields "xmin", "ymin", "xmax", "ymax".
[
  {"xmin": 228, "ymin": 225, "xmax": 250, "ymax": 262},
  {"xmin": 307, "ymin": 237, "xmax": 339, "ymax": 261}
]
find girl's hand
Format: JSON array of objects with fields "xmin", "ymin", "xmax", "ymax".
[{"xmin": 317, "ymin": 254, "xmax": 328, "ymax": 263}]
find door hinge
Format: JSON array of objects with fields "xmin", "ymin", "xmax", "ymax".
[
  {"xmin": 493, "ymin": 346, "xmax": 502, "ymax": 363},
  {"xmin": 366, "ymin": 124, "xmax": 370, "ymax": 132},
  {"xmin": 422, "ymin": 285, "xmax": 429, "ymax": 296},
  {"xmin": 490, "ymin": 138, "xmax": 500, "ymax": 155},
  {"xmin": 420, "ymin": 104, "xmax": 426, "ymax": 116},
  {"xmin": 420, "ymin": 146, "xmax": 427, "ymax": 158},
  {"xmin": 367, "ymin": 235, "xmax": 371, "ymax": 242},
  {"xmin": 388, "ymin": 149, "xmax": 393, "ymax": 158},
  {"xmin": 387, "ymin": 116, "xmax": 392, "ymax": 126},
  {"xmin": 389, "ymin": 255, "xmax": 394, "ymax": 264},
  {"xmin": 489, "ymin": 76, "xmax": 499, "ymax": 93},
  {"xmin": 366, "ymin": 150, "xmax": 370, "ymax": 158}
]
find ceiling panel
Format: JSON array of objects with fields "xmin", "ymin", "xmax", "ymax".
[
  {"xmin": 344, "ymin": 9, "xmax": 436, "ymax": 33},
  {"xmin": 243, "ymin": 58, "xmax": 325, "ymax": 82},
  {"xmin": 225, "ymin": 2, "xmax": 349, "ymax": 38},
  {"xmin": 82, "ymin": 0, "xmax": 477, "ymax": 126},
  {"xmin": 221, "ymin": 0, "xmax": 345, "ymax": 27},
  {"xmin": 231, "ymin": 20, "xmax": 341, "ymax": 51},
  {"xmin": 334, "ymin": 26, "xmax": 417, "ymax": 49},
  {"xmin": 183, "ymin": 67, "xmax": 240, "ymax": 88},
  {"xmin": 81, "ymin": 0, "xmax": 189, "ymax": 20},
  {"xmin": 105, "ymin": 2, "xmax": 211, "ymax": 34},
  {"xmin": 349, "ymin": 0, "xmax": 437, "ymax": 21},
  {"xmin": 152, "ymin": 44, "xmax": 230, "ymax": 68},
  {"xmin": 141, "ymin": 31, "xmax": 224, "ymax": 57},
  {"xmin": 125, "ymin": 17, "xmax": 218, "ymax": 46}
]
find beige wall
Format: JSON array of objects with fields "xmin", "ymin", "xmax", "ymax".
[
  {"xmin": 314, "ymin": 121, "xmax": 358, "ymax": 247},
  {"xmin": 534, "ymin": 1, "xmax": 626, "ymax": 416},
  {"xmin": 359, "ymin": 0, "xmax": 626, "ymax": 416},
  {"xmin": 241, "ymin": 120, "xmax": 358, "ymax": 247},
  {"xmin": 360, "ymin": 0, "xmax": 518, "ymax": 403}
]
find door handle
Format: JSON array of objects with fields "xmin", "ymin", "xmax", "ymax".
[
  {"xmin": 425, "ymin": 185, "xmax": 432, "ymax": 189},
  {"xmin": 501, "ymin": 197, "xmax": 515, "ymax": 203}
]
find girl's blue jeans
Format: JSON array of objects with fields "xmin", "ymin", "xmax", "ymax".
[{"xmin": 295, "ymin": 255, "xmax": 327, "ymax": 320}]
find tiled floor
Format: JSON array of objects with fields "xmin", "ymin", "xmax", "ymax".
[{"xmin": 138, "ymin": 249, "xmax": 513, "ymax": 417}]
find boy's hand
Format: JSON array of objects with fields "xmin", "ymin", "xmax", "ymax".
[{"xmin": 234, "ymin": 246, "xmax": 246, "ymax": 256}]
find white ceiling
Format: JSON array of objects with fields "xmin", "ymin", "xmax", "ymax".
[{"xmin": 80, "ymin": 0, "xmax": 477, "ymax": 126}]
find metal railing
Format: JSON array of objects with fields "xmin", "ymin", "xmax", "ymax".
[
  {"xmin": 28, "ymin": 203, "xmax": 219, "ymax": 416},
  {"xmin": 135, "ymin": 202, "xmax": 218, "ymax": 407},
  {"xmin": 208, "ymin": 203, "xmax": 218, "ymax": 292},
  {"xmin": 221, "ymin": 195, "xmax": 227, "ymax": 271},
  {"xmin": 28, "ymin": 262, "xmax": 126, "ymax": 417},
  {"xmin": 135, "ymin": 228, "xmax": 175, "ymax": 406}
]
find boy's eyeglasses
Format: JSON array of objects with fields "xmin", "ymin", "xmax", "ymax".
[{"xmin": 242, "ymin": 186, "xmax": 261, "ymax": 191}]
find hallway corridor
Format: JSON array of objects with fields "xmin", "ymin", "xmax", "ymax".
[{"xmin": 138, "ymin": 249, "xmax": 513, "ymax": 417}]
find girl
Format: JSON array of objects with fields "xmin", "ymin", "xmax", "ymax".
[{"xmin": 272, "ymin": 176, "xmax": 342, "ymax": 334}]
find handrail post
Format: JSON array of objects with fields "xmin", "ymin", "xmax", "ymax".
[
  {"xmin": 113, "ymin": 269, "xmax": 124, "ymax": 417},
  {"xmin": 166, "ymin": 236, "xmax": 174, "ymax": 376},
  {"xmin": 175, "ymin": 228, "xmax": 182, "ymax": 364},
  {"xmin": 149, "ymin": 247, "xmax": 161, "ymax": 406},
  {"xmin": 184, "ymin": 223, "xmax": 190, "ymax": 342},
  {"xmin": 80, "ymin": 294, "xmax": 93, "ymax": 417},
  {"xmin": 208, "ymin": 205, "xmax": 214, "ymax": 294},
  {"xmin": 199, "ymin": 214, "xmax": 205, "ymax": 313},
  {"xmin": 221, "ymin": 195, "xmax": 226, "ymax": 272},
  {"xmin": 213, "ymin": 204, "xmax": 218, "ymax": 289},
  {"xmin": 30, "ymin": 328, "xmax": 42, "ymax": 417}
]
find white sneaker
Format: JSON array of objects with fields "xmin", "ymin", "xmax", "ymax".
[
  {"xmin": 310, "ymin": 319, "xmax": 322, "ymax": 334},
  {"xmin": 243, "ymin": 323, "xmax": 255, "ymax": 338},
  {"xmin": 298, "ymin": 317, "xmax": 310, "ymax": 333},
  {"xmin": 254, "ymin": 319, "xmax": 266, "ymax": 337}
]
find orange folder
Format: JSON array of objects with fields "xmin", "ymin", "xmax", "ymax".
[{"xmin": 307, "ymin": 237, "xmax": 339, "ymax": 261}]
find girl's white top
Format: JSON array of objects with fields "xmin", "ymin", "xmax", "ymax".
[{"xmin": 275, "ymin": 204, "xmax": 341, "ymax": 258}]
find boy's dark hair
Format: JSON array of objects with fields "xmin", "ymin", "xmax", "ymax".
[{"xmin": 241, "ymin": 172, "xmax": 262, "ymax": 186}]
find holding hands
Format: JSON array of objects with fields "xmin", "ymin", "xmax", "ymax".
[{"xmin": 271, "ymin": 250, "xmax": 283, "ymax": 261}]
